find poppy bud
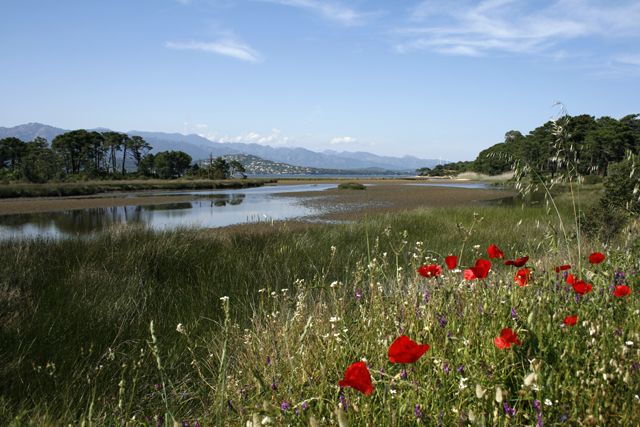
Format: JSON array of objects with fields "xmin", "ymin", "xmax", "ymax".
[{"xmin": 527, "ymin": 310, "xmax": 535, "ymax": 325}]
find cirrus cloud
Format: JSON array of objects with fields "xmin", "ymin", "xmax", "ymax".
[
  {"xmin": 395, "ymin": 0, "xmax": 640, "ymax": 58},
  {"xmin": 164, "ymin": 39, "xmax": 263, "ymax": 63},
  {"xmin": 258, "ymin": 0, "xmax": 376, "ymax": 26}
]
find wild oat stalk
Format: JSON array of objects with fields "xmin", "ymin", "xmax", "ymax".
[
  {"xmin": 148, "ymin": 320, "xmax": 174, "ymax": 425},
  {"xmin": 218, "ymin": 296, "xmax": 231, "ymax": 417}
]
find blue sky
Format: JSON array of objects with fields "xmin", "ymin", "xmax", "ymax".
[{"xmin": 1, "ymin": 0, "xmax": 639, "ymax": 161}]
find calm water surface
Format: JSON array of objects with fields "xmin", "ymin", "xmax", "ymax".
[{"xmin": 0, "ymin": 182, "xmax": 502, "ymax": 239}]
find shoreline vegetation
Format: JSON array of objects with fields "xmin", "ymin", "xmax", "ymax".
[
  {"xmin": 0, "ymin": 178, "xmax": 277, "ymax": 200},
  {"xmin": 2, "ymin": 179, "xmax": 639, "ymax": 425}
]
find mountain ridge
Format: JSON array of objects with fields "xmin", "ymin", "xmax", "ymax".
[{"xmin": 0, "ymin": 123, "xmax": 441, "ymax": 171}]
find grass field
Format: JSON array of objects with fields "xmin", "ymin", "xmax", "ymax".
[{"xmin": 1, "ymin": 184, "xmax": 638, "ymax": 426}]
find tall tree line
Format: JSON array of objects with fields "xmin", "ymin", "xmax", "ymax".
[
  {"xmin": 0, "ymin": 130, "xmax": 197, "ymax": 182},
  {"xmin": 470, "ymin": 114, "xmax": 640, "ymax": 176}
]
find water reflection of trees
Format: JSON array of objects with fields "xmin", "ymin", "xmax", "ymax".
[
  {"xmin": 0, "ymin": 193, "xmax": 247, "ymax": 237},
  {"xmin": 195, "ymin": 194, "xmax": 245, "ymax": 207}
]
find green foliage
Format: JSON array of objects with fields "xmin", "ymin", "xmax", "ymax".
[
  {"xmin": 2, "ymin": 131, "xmax": 155, "ymax": 183},
  {"xmin": 582, "ymin": 155, "xmax": 640, "ymax": 240},
  {"xmin": 337, "ymin": 182, "xmax": 365, "ymax": 190},
  {"xmin": 416, "ymin": 162, "xmax": 471, "ymax": 177},
  {"xmin": 470, "ymin": 113, "xmax": 640, "ymax": 178},
  {"xmin": 154, "ymin": 150, "xmax": 192, "ymax": 178}
]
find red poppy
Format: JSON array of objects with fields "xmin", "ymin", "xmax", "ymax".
[
  {"xmin": 494, "ymin": 336, "xmax": 510, "ymax": 349},
  {"xmin": 566, "ymin": 274, "xmax": 575, "ymax": 284},
  {"xmin": 589, "ymin": 252, "xmax": 605, "ymax": 264},
  {"xmin": 554, "ymin": 265, "xmax": 571, "ymax": 272},
  {"xmin": 572, "ymin": 280, "xmax": 592, "ymax": 295},
  {"xmin": 494, "ymin": 328, "xmax": 521, "ymax": 349},
  {"xmin": 514, "ymin": 268, "xmax": 532, "ymax": 286},
  {"xmin": 504, "ymin": 256, "xmax": 529, "ymax": 267},
  {"xmin": 388, "ymin": 335, "xmax": 430, "ymax": 364},
  {"xmin": 613, "ymin": 285, "xmax": 631, "ymax": 297},
  {"xmin": 338, "ymin": 361, "xmax": 373, "ymax": 395},
  {"xmin": 445, "ymin": 255, "xmax": 458, "ymax": 270},
  {"xmin": 418, "ymin": 265, "xmax": 442, "ymax": 278},
  {"xmin": 487, "ymin": 244, "xmax": 504, "ymax": 259},
  {"xmin": 463, "ymin": 259, "xmax": 491, "ymax": 280},
  {"xmin": 564, "ymin": 315, "xmax": 578, "ymax": 326}
]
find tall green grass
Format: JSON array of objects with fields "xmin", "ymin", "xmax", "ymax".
[{"xmin": 2, "ymin": 188, "xmax": 637, "ymax": 425}]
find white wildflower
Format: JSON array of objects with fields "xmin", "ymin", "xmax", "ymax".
[
  {"xmin": 176, "ymin": 323, "xmax": 185, "ymax": 334},
  {"xmin": 544, "ymin": 399, "xmax": 553, "ymax": 406}
]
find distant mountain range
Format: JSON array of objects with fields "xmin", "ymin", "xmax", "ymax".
[{"xmin": 0, "ymin": 123, "xmax": 441, "ymax": 172}]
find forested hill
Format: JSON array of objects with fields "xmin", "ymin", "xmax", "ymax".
[{"xmin": 469, "ymin": 114, "xmax": 640, "ymax": 176}]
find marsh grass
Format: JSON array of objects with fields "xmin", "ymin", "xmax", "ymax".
[
  {"xmin": 0, "ymin": 178, "xmax": 275, "ymax": 199},
  {"xmin": 1, "ymin": 190, "xmax": 638, "ymax": 426}
]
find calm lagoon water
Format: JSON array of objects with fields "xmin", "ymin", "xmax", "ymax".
[
  {"xmin": 0, "ymin": 184, "xmax": 336, "ymax": 240},
  {"xmin": 0, "ymin": 182, "xmax": 503, "ymax": 240}
]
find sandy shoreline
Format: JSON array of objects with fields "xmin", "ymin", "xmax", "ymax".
[{"xmin": 0, "ymin": 179, "xmax": 516, "ymax": 220}]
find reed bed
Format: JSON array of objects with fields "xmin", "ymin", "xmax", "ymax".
[{"xmin": 0, "ymin": 178, "xmax": 276, "ymax": 199}]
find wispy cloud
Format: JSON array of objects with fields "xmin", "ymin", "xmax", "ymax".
[
  {"xmin": 164, "ymin": 39, "xmax": 263, "ymax": 63},
  {"xmin": 395, "ymin": 0, "xmax": 640, "ymax": 57},
  {"xmin": 258, "ymin": 0, "xmax": 373, "ymax": 26}
]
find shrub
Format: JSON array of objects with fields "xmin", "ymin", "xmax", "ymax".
[{"xmin": 337, "ymin": 182, "xmax": 365, "ymax": 190}]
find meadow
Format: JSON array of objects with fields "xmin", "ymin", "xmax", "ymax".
[{"xmin": 1, "ymin": 184, "xmax": 639, "ymax": 426}]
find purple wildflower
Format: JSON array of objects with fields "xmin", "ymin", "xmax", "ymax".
[
  {"xmin": 440, "ymin": 315, "xmax": 447, "ymax": 327},
  {"xmin": 339, "ymin": 395, "xmax": 347, "ymax": 411},
  {"xmin": 533, "ymin": 400, "xmax": 543, "ymax": 427},
  {"xmin": 414, "ymin": 404, "xmax": 423, "ymax": 420},
  {"xmin": 401, "ymin": 369, "xmax": 407, "ymax": 379},
  {"xmin": 511, "ymin": 307, "xmax": 517, "ymax": 321},
  {"xmin": 355, "ymin": 288, "xmax": 362, "ymax": 301},
  {"xmin": 503, "ymin": 402, "xmax": 516, "ymax": 417},
  {"xmin": 443, "ymin": 362, "xmax": 450, "ymax": 374},
  {"xmin": 281, "ymin": 401, "xmax": 289, "ymax": 411}
]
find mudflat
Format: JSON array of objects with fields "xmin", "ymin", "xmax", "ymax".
[
  {"xmin": 271, "ymin": 179, "xmax": 516, "ymax": 221},
  {"xmin": 0, "ymin": 179, "xmax": 515, "ymax": 220}
]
